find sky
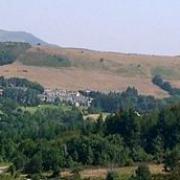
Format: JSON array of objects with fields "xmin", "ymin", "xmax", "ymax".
[{"xmin": 0, "ymin": 0, "xmax": 180, "ymax": 55}]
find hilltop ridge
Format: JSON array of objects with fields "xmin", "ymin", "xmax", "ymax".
[{"xmin": 0, "ymin": 29, "xmax": 48, "ymax": 45}]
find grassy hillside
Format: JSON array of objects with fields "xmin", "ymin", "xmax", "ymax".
[
  {"xmin": 18, "ymin": 49, "xmax": 71, "ymax": 68},
  {"xmin": 20, "ymin": 46, "xmax": 180, "ymax": 80},
  {"xmin": 0, "ymin": 45, "xmax": 180, "ymax": 97}
]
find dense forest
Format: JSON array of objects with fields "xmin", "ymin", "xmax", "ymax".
[
  {"xmin": 84, "ymin": 86, "xmax": 180, "ymax": 114},
  {"xmin": 0, "ymin": 76, "xmax": 44, "ymax": 105},
  {"xmin": 86, "ymin": 87, "xmax": 160, "ymax": 113},
  {"xmin": 0, "ymin": 77, "xmax": 180, "ymax": 179},
  {"xmin": 0, "ymin": 96, "xmax": 180, "ymax": 179}
]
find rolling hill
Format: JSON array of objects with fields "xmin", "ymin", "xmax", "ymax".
[
  {"xmin": 0, "ymin": 45, "xmax": 180, "ymax": 98},
  {"xmin": 0, "ymin": 29, "xmax": 48, "ymax": 45},
  {"xmin": 0, "ymin": 31, "xmax": 180, "ymax": 98}
]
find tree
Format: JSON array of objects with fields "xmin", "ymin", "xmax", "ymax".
[
  {"xmin": 71, "ymin": 167, "xmax": 82, "ymax": 180},
  {"xmin": 169, "ymin": 163, "xmax": 180, "ymax": 180},
  {"xmin": 131, "ymin": 165, "xmax": 152, "ymax": 180},
  {"xmin": 30, "ymin": 174, "xmax": 42, "ymax": 180},
  {"xmin": 25, "ymin": 153, "xmax": 43, "ymax": 174},
  {"xmin": 95, "ymin": 113, "xmax": 104, "ymax": 134},
  {"xmin": 52, "ymin": 166, "xmax": 61, "ymax": 178},
  {"xmin": 8, "ymin": 164, "xmax": 16, "ymax": 176},
  {"xmin": 151, "ymin": 135, "xmax": 164, "ymax": 163},
  {"xmin": 164, "ymin": 147, "xmax": 180, "ymax": 172},
  {"xmin": 106, "ymin": 171, "xmax": 120, "ymax": 180},
  {"xmin": 12, "ymin": 154, "xmax": 26, "ymax": 172}
]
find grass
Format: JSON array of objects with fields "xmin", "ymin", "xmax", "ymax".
[
  {"xmin": 115, "ymin": 64, "xmax": 146, "ymax": 77},
  {"xmin": 79, "ymin": 164, "xmax": 164, "ymax": 179},
  {"xmin": 0, "ymin": 162, "xmax": 11, "ymax": 167},
  {"xmin": 151, "ymin": 66, "xmax": 180, "ymax": 80},
  {"xmin": 0, "ymin": 162, "xmax": 164, "ymax": 179},
  {"xmin": 19, "ymin": 51, "xmax": 71, "ymax": 68},
  {"xmin": 21, "ymin": 104, "xmax": 72, "ymax": 114},
  {"xmin": 61, "ymin": 164, "xmax": 164, "ymax": 179},
  {"xmin": 84, "ymin": 113, "xmax": 110, "ymax": 121},
  {"xmin": 1, "ymin": 45, "xmax": 180, "ymax": 98}
]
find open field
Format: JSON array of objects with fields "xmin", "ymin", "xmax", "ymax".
[
  {"xmin": 61, "ymin": 164, "xmax": 165, "ymax": 179},
  {"xmin": 81, "ymin": 164, "xmax": 165, "ymax": 179},
  {"xmin": 0, "ymin": 163, "xmax": 11, "ymax": 174},
  {"xmin": 84, "ymin": 113, "xmax": 110, "ymax": 121},
  {"xmin": 0, "ymin": 163, "xmax": 165, "ymax": 179},
  {"xmin": 1, "ymin": 45, "xmax": 180, "ymax": 97},
  {"xmin": 21, "ymin": 104, "xmax": 71, "ymax": 114}
]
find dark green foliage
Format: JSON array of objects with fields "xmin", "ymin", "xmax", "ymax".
[
  {"xmin": 106, "ymin": 171, "xmax": 120, "ymax": 180},
  {"xmin": 0, "ymin": 42, "xmax": 31, "ymax": 65},
  {"xmin": 87, "ymin": 84, "xmax": 180, "ymax": 114},
  {"xmin": 71, "ymin": 168, "xmax": 82, "ymax": 180},
  {"xmin": 0, "ymin": 76, "xmax": 44, "ymax": 105},
  {"xmin": 8, "ymin": 164, "xmax": 16, "ymax": 176},
  {"xmin": 5, "ymin": 77, "xmax": 44, "ymax": 92},
  {"xmin": 0, "ymin": 101, "xmax": 84, "ymax": 174},
  {"xmin": 66, "ymin": 134, "xmax": 130, "ymax": 166},
  {"xmin": 0, "ymin": 174, "xmax": 18, "ymax": 180},
  {"xmin": 1, "ymin": 80, "xmax": 180, "ymax": 177},
  {"xmin": 0, "ymin": 76, "xmax": 44, "ymax": 93},
  {"xmin": 12, "ymin": 154, "xmax": 26, "ymax": 171},
  {"xmin": 168, "ymin": 163, "xmax": 180, "ymax": 180},
  {"xmin": 29, "ymin": 174, "xmax": 43, "ymax": 180},
  {"xmin": 88, "ymin": 87, "xmax": 160, "ymax": 113},
  {"xmin": 152, "ymin": 174, "xmax": 169, "ymax": 180},
  {"xmin": 19, "ymin": 50, "xmax": 71, "ymax": 67},
  {"xmin": 2, "ymin": 103, "xmax": 180, "ymax": 175},
  {"xmin": 131, "ymin": 165, "xmax": 152, "ymax": 180},
  {"xmin": 164, "ymin": 146, "xmax": 180, "ymax": 171},
  {"xmin": 25, "ymin": 153, "xmax": 43, "ymax": 174},
  {"xmin": 152, "ymin": 75, "xmax": 180, "ymax": 96},
  {"xmin": 51, "ymin": 166, "xmax": 61, "ymax": 178}
]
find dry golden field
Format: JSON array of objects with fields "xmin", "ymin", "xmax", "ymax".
[{"xmin": 1, "ymin": 45, "xmax": 180, "ymax": 97}]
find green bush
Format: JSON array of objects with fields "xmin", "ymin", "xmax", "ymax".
[{"xmin": 106, "ymin": 171, "xmax": 120, "ymax": 180}]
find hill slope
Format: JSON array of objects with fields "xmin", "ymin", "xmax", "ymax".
[
  {"xmin": 0, "ymin": 44, "xmax": 180, "ymax": 97},
  {"xmin": 0, "ymin": 29, "xmax": 48, "ymax": 45}
]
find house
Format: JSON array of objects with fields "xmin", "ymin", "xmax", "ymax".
[
  {"xmin": 38, "ymin": 89, "xmax": 93, "ymax": 107},
  {"xmin": 0, "ymin": 89, "xmax": 3, "ymax": 96}
]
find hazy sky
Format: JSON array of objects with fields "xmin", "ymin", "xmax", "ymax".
[{"xmin": 0, "ymin": 0, "xmax": 180, "ymax": 55}]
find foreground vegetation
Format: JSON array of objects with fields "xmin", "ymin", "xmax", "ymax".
[
  {"xmin": 0, "ymin": 77, "xmax": 180, "ymax": 179},
  {"xmin": 1, "ymin": 98, "xmax": 180, "ymax": 179}
]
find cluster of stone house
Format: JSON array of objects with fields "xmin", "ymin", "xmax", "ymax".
[{"xmin": 38, "ymin": 89, "xmax": 93, "ymax": 107}]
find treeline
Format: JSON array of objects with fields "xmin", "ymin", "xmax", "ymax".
[
  {"xmin": 85, "ymin": 87, "xmax": 161, "ymax": 113},
  {"xmin": 0, "ymin": 76, "xmax": 44, "ymax": 105},
  {"xmin": 152, "ymin": 75, "xmax": 180, "ymax": 96},
  {"xmin": 1, "ymin": 99, "xmax": 180, "ymax": 178},
  {"xmin": 83, "ymin": 86, "xmax": 180, "ymax": 114},
  {"xmin": 0, "ymin": 42, "xmax": 31, "ymax": 65}
]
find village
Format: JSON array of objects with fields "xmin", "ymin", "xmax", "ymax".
[
  {"xmin": 38, "ymin": 88, "xmax": 93, "ymax": 107},
  {"xmin": 0, "ymin": 85, "xmax": 93, "ymax": 107}
]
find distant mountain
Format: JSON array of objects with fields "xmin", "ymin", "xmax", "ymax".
[{"xmin": 0, "ymin": 29, "xmax": 48, "ymax": 45}]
